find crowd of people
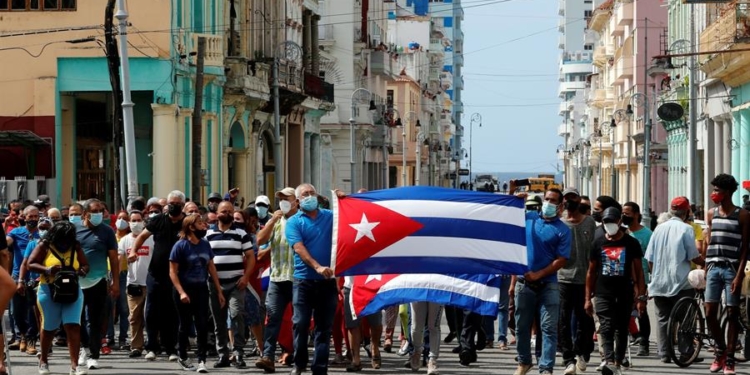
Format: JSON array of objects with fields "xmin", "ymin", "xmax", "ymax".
[{"xmin": 0, "ymin": 174, "xmax": 747, "ymax": 375}]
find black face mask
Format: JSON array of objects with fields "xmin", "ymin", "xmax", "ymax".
[
  {"xmin": 26, "ymin": 220, "xmax": 38, "ymax": 229},
  {"xmin": 621, "ymin": 215, "xmax": 634, "ymax": 226},
  {"xmin": 579, "ymin": 204, "xmax": 591, "ymax": 215},
  {"xmin": 592, "ymin": 211, "xmax": 603, "ymax": 223},
  {"xmin": 194, "ymin": 229, "xmax": 207, "ymax": 238},
  {"xmin": 218, "ymin": 214, "xmax": 233, "ymax": 225},
  {"xmin": 564, "ymin": 201, "xmax": 580, "ymax": 212},
  {"xmin": 167, "ymin": 204, "xmax": 183, "ymax": 217},
  {"xmin": 208, "ymin": 202, "xmax": 218, "ymax": 213}
]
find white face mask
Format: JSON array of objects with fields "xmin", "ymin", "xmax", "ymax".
[
  {"xmin": 603, "ymin": 223, "xmax": 620, "ymax": 236},
  {"xmin": 116, "ymin": 218, "xmax": 129, "ymax": 231},
  {"xmin": 279, "ymin": 200, "xmax": 292, "ymax": 214},
  {"xmin": 130, "ymin": 221, "xmax": 145, "ymax": 235}
]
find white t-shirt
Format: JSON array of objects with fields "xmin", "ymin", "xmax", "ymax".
[{"xmin": 118, "ymin": 234, "xmax": 154, "ymax": 286}]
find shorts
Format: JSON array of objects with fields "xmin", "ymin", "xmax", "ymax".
[
  {"xmin": 343, "ymin": 287, "xmax": 383, "ymax": 329},
  {"xmin": 37, "ymin": 283, "xmax": 84, "ymax": 331},
  {"xmin": 244, "ymin": 290, "xmax": 263, "ymax": 326},
  {"xmin": 705, "ymin": 262, "xmax": 741, "ymax": 307}
]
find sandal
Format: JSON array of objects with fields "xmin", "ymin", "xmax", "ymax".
[
  {"xmin": 371, "ymin": 356, "xmax": 382, "ymax": 369},
  {"xmin": 346, "ymin": 362, "xmax": 363, "ymax": 372},
  {"xmin": 384, "ymin": 338, "xmax": 392, "ymax": 353}
]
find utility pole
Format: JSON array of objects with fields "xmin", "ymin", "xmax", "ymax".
[
  {"xmin": 642, "ymin": 17, "xmax": 653, "ymax": 228},
  {"xmin": 115, "ymin": 0, "xmax": 138, "ymax": 203},
  {"xmin": 104, "ymin": 0, "xmax": 123, "ymax": 210},
  {"xmin": 688, "ymin": 4, "xmax": 699, "ymax": 205},
  {"xmin": 192, "ymin": 37, "xmax": 206, "ymax": 202}
]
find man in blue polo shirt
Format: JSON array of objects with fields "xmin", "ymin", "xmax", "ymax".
[
  {"xmin": 285, "ymin": 183, "xmax": 337, "ymax": 375},
  {"xmin": 510, "ymin": 181, "xmax": 571, "ymax": 375}
]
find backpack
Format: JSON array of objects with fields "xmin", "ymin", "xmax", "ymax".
[{"xmin": 48, "ymin": 247, "xmax": 80, "ymax": 304}]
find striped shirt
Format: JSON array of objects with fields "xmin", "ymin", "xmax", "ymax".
[
  {"xmin": 707, "ymin": 207, "xmax": 742, "ymax": 263},
  {"xmin": 205, "ymin": 227, "xmax": 255, "ymax": 284},
  {"xmin": 269, "ymin": 217, "xmax": 295, "ymax": 282}
]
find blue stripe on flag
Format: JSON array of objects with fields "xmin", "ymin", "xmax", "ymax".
[
  {"xmin": 353, "ymin": 186, "xmax": 522, "ymax": 207},
  {"xmin": 359, "ymin": 286, "xmax": 500, "ymax": 317},
  {"xmin": 341, "ymin": 256, "xmax": 527, "ymax": 276},
  {"xmin": 410, "ymin": 217, "xmax": 525, "ymax": 245}
]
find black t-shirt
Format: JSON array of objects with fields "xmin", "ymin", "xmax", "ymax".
[
  {"xmin": 146, "ymin": 213, "xmax": 184, "ymax": 281},
  {"xmin": 590, "ymin": 232, "xmax": 643, "ymax": 296}
]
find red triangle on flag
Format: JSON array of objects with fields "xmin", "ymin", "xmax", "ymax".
[
  {"xmin": 350, "ymin": 274, "xmax": 399, "ymax": 317},
  {"xmin": 334, "ymin": 196, "xmax": 423, "ymax": 275}
]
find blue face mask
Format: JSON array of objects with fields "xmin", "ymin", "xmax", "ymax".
[
  {"xmin": 541, "ymin": 201, "xmax": 558, "ymax": 218},
  {"xmin": 257, "ymin": 206, "xmax": 269, "ymax": 218},
  {"xmin": 69, "ymin": 215, "xmax": 82, "ymax": 225},
  {"xmin": 89, "ymin": 212, "xmax": 103, "ymax": 226},
  {"xmin": 300, "ymin": 196, "xmax": 319, "ymax": 212},
  {"xmin": 38, "ymin": 230, "xmax": 47, "ymax": 239}
]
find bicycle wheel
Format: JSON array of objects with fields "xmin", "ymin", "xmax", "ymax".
[
  {"xmin": 667, "ymin": 296, "xmax": 704, "ymax": 367},
  {"xmin": 721, "ymin": 298, "xmax": 749, "ymax": 362}
]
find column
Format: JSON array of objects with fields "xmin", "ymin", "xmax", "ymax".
[
  {"xmin": 311, "ymin": 134, "xmax": 321, "ymax": 189},
  {"xmin": 714, "ymin": 120, "xmax": 723, "ymax": 175},
  {"xmin": 311, "ymin": 15, "xmax": 320, "ymax": 74},
  {"xmin": 741, "ymin": 110, "xmax": 750, "ymax": 185},
  {"xmin": 724, "ymin": 118, "xmax": 733, "ymax": 174},
  {"xmin": 60, "ymin": 95, "xmax": 75, "ymax": 202},
  {"xmin": 235, "ymin": 150, "xmax": 249, "ymax": 199},
  {"xmin": 733, "ymin": 111, "xmax": 741, "ymax": 203},
  {"xmin": 151, "ymin": 104, "xmax": 179, "ymax": 199},
  {"xmin": 303, "ymin": 11, "xmax": 312, "ymax": 73},
  {"xmin": 303, "ymin": 132, "xmax": 312, "ymax": 184},
  {"xmin": 705, "ymin": 118, "xmax": 716, "ymax": 207}
]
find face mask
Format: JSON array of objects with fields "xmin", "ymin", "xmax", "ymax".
[
  {"xmin": 279, "ymin": 200, "xmax": 292, "ymax": 214},
  {"xmin": 541, "ymin": 201, "xmax": 558, "ymax": 218},
  {"xmin": 69, "ymin": 215, "xmax": 82, "ymax": 225},
  {"xmin": 62, "ymin": 215, "xmax": 69, "ymax": 221},
  {"xmin": 218, "ymin": 214, "xmax": 233, "ymax": 225},
  {"xmin": 26, "ymin": 220, "xmax": 38, "ymax": 229},
  {"xmin": 167, "ymin": 204, "xmax": 183, "ymax": 217},
  {"xmin": 710, "ymin": 191, "xmax": 725, "ymax": 204},
  {"xmin": 89, "ymin": 213, "xmax": 103, "ymax": 226},
  {"xmin": 257, "ymin": 206, "xmax": 269, "ymax": 218},
  {"xmin": 103, "ymin": 216, "xmax": 111, "ymax": 225},
  {"xmin": 579, "ymin": 204, "xmax": 591, "ymax": 215},
  {"xmin": 208, "ymin": 203, "xmax": 218, "ymax": 213},
  {"xmin": 149, "ymin": 213, "xmax": 158, "ymax": 219},
  {"xmin": 592, "ymin": 211, "xmax": 603, "ymax": 223},
  {"xmin": 300, "ymin": 196, "xmax": 319, "ymax": 212},
  {"xmin": 621, "ymin": 215, "xmax": 634, "ymax": 226},
  {"xmin": 564, "ymin": 200, "xmax": 580, "ymax": 212},
  {"xmin": 38, "ymin": 230, "xmax": 47, "ymax": 239},
  {"xmin": 130, "ymin": 221, "xmax": 145, "ymax": 235},
  {"xmin": 603, "ymin": 222, "xmax": 620, "ymax": 236},
  {"xmin": 194, "ymin": 229, "xmax": 207, "ymax": 238},
  {"xmin": 116, "ymin": 218, "xmax": 129, "ymax": 231}
]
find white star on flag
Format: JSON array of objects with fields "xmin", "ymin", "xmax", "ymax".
[
  {"xmin": 365, "ymin": 274, "xmax": 382, "ymax": 284},
  {"xmin": 349, "ymin": 213, "xmax": 380, "ymax": 243}
]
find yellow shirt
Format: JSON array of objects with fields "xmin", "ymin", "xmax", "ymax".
[
  {"xmin": 690, "ymin": 222, "xmax": 704, "ymax": 270},
  {"xmin": 40, "ymin": 246, "xmax": 80, "ymax": 285}
]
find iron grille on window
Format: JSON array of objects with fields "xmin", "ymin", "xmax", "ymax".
[{"xmin": 0, "ymin": 0, "xmax": 75, "ymax": 10}]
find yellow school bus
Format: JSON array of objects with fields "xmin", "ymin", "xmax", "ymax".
[{"xmin": 528, "ymin": 177, "xmax": 561, "ymax": 193}]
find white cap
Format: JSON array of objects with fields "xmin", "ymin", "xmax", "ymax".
[{"xmin": 255, "ymin": 195, "xmax": 271, "ymax": 206}]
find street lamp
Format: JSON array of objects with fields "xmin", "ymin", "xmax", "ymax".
[
  {"xmin": 630, "ymin": 91, "xmax": 652, "ymax": 227},
  {"xmin": 348, "ymin": 88, "xmax": 376, "ymax": 193},
  {"xmin": 400, "ymin": 111, "xmax": 419, "ymax": 187},
  {"xmin": 470, "ymin": 113, "xmax": 482, "ymax": 187},
  {"xmin": 614, "ymin": 106, "xmax": 632, "ymax": 201},
  {"xmin": 609, "ymin": 116, "xmax": 618, "ymax": 197}
]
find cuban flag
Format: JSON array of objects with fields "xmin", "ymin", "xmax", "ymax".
[
  {"xmin": 350, "ymin": 273, "xmax": 502, "ymax": 318},
  {"xmin": 331, "ymin": 186, "xmax": 527, "ymax": 276}
]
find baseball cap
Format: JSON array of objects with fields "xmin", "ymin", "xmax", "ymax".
[
  {"xmin": 562, "ymin": 188, "xmax": 579, "ymax": 197},
  {"xmin": 275, "ymin": 187, "xmax": 296, "ymax": 198},
  {"xmin": 207, "ymin": 192, "xmax": 222, "ymax": 202},
  {"xmin": 525, "ymin": 195, "xmax": 542, "ymax": 207},
  {"xmin": 147, "ymin": 197, "xmax": 161, "ymax": 207},
  {"xmin": 602, "ymin": 207, "xmax": 622, "ymax": 223},
  {"xmin": 255, "ymin": 195, "xmax": 271, "ymax": 207},
  {"xmin": 671, "ymin": 196, "xmax": 690, "ymax": 211}
]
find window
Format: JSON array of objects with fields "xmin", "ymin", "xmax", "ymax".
[
  {"xmin": 584, "ymin": 44, "xmax": 593, "ymax": 50},
  {"xmin": 0, "ymin": 0, "xmax": 74, "ymax": 10},
  {"xmin": 584, "ymin": 10, "xmax": 593, "ymax": 18},
  {"xmin": 386, "ymin": 90, "xmax": 394, "ymax": 107}
]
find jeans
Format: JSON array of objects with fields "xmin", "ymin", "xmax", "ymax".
[
  {"xmin": 497, "ymin": 276, "xmax": 511, "ymax": 343},
  {"xmin": 145, "ymin": 274, "xmax": 178, "ymax": 354},
  {"xmin": 263, "ymin": 281, "xmax": 293, "ymax": 361},
  {"xmin": 653, "ymin": 288, "xmax": 694, "ymax": 357},
  {"xmin": 292, "ymin": 278, "xmax": 338, "ymax": 375},
  {"xmin": 106, "ymin": 273, "xmax": 129, "ymax": 343},
  {"xmin": 515, "ymin": 280, "xmax": 560, "ymax": 372},
  {"xmin": 410, "ymin": 302, "xmax": 442, "ymax": 360},
  {"xmin": 705, "ymin": 263, "xmax": 740, "ymax": 306},
  {"xmin": 80, "ymin": 279, "xmax": 108, "ymax": 359},
  {"xmin": 174, "ymin": 283, "xmax": 209, "ymax": 362},
  {"xmin": 11, "ymin": 284, "xmax": 38, "ymax": 340},
  {"xmin": 595, "ymin": 294, "xmax": 632, "ymax": 364},
  {"xmin": 209, "ymin": 283, "xmax": 246, "ymax": 358},
  {"xmin": 559, "ymin": 283, "xmax": 595, "ymax": 365}
]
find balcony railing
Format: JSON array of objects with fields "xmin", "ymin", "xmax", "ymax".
[
  {"xmin": 303, "ymin": 73, "xmax": 334, "ymax": 102},
  {"xmin": 429, "ymin": 39, "xmax": 444, "ymax": 56},
  {"xmin": 224, "ymin": 57, "xmax": 271, "ymax": 96},
  {"xmin": 370, "ymin": 50, "xmax": 396, "ymax": 78},
  {"xmin": 558, "ymin": 123, "xmax": 570, "ymax": 136},
  {"xmin": 191, "ymin": 33, "xmax": 223, "ymax": 67},
  {"xmin": 700, "ymin": 1, "xmax": 750, "ymax": 83},
  {"xmin": 614, "ymin": 56, "xmax": 633, "ymax": 83},
  {"xmin": 274, "ymin": 61, "xmax": 304, "ymax": 92}
]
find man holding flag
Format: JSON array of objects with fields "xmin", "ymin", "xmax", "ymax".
[{"xmin": 510, "ymin": 180, "xmax": 571, "ymax": 375}]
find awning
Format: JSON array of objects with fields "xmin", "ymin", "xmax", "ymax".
[{"xmin": 0, "ymin": 130, "xmax": 52, "ymax": 147}]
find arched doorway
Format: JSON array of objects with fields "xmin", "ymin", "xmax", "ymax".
[{"xmin": 228, "ymin": 121, "xmax": 245, "ymax": 192}]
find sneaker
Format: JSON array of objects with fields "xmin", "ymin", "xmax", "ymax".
[
  {"xmin": 541, "ymin": 371, "xmax": 553, "ymax": 375},
  {"xmin": 169, "ymin": 354, "xmax": 180, "ymax": 362},
  {"xmin": 410, "ymin": 349, "xmax": 422, "ymax": 371},
  {"xmin": 514, "ymin": 363, "xmax": 533, "ymax": 375},
  {"xmin": 86, "ymin": 358, "xmax": 99, "ymax": 369},
  {"xmin": 129, "ymin": 349, "xmax": 142, "ymax": 358},
  {"xmin": 255, "ymin": 356, "xmax": 275, "ymax": 373},
  {"xmin": 38, "ymin": 362, "xmax": 50, "ymax": 375},
  {"xmin": 621, "ymin": 359, "xmax": 630, "ymax": 369},
  {"xmin": 214, "ymin": 356, "xmax": 231, "ymax": 368},
  {"xmin": 178, "ymin": 358, "xmax": 195, "ymax": 371},
  {"xmin": 577, "ymin": 356, "xmax": 587, "ymax": 372},
  {"xmin": 711, "ymin": 355, "xmax": 726, "ymax": 373},
  {"xmin": 596, "ymin": 361, "xmax": 607, "ymax": 372},
  {"xmin": 332, "ymin": 353, "xmax": 348, "ymax": 364},
  {"xmin": 637, "ymin": 345, "xmax": 649, "ymax": 357},
  {"xmin": 723, "ymin": 358, "xmax": 735, "ymax": 375},
  {"xmin": 564, "ymin": 363, "xmax": 577, "ymax": 375},
  {"xmin": 499, "ymin": 341, "xmax": 509, "ymax": 350},
  {"xmin": 197, "ymin": 361, "xmax": 208, "ymax": 373},
  {"xmin": 427, "ymin": 358, "xmax": 439, "ymax": 375},
  {"xmin": 145, "ymin": 351, "xmax": 157, "ymax": 361},
  {"xmin": 101, "ymin": 345, "xmax": 112, "ymax": 355},
  {"xmin": 78, "ymin": 348, "xmax": 88, "ymax": 366},
  {"xmin": 8, "ymin": 339, "xmax": 20, "ymax": 350},
  {"xmin": 660, "ymin": 356, "xmax": 671, "ymax": 363},
  {"xmin": 71, "ymin": 366, "xmax": 88, "ymax": 375}
]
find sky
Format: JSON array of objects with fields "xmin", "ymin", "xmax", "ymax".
[{"xmin": 461, "ymin": 0, "xmax": 561, "ymax": 174}]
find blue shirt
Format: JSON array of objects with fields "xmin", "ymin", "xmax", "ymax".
[
  {"xmin": 24, "ymin": 240, "xmax": 40, "ymax": 281},
  {"xmin": 77, "ymin": 224, "xmax": 118, "ymax": 289},
  {"xmin": 524, "ymin": 212, "xmax": 571, "ymax": 283},
  {"xmin": 169, "ymin": 239, "xmax": 215, "ymax": 285},
  {"xmin": 645, "ymin": 217, "xmax": 699, "ymax": 297},
  {"xmin": 8, "ymin": 227, "xmax": 40, "ymax": 278},
  {"xmin": 630, "ymin": 227, "xmax": 653, "ymax": 284},
  {"xmin": 285, "ymin": 208, "xmax": 334, "ymax": 280}
]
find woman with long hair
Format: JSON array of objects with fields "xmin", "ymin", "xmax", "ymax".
[
  {"xmin": 169, "ymin": 214, "xmax": 224, "ymax": 373},
  {"xmin": 28, "ymin": 221, "xmax": 90, "ymax": 375}
]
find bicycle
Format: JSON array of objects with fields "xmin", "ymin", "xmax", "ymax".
[{"xmin": 666, "ymin": 290, "xmax": 749, "ymax": 367}]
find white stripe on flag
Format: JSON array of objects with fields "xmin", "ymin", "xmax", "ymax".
[
  {"xmin": 380, "ymin": 274, "xmax": 499, "ymax": 303},
  {"xmin": 371, "ymin": 200, "xmax": 525, "ymax": 227},
  {"xmin": 371, "ymin": 236, "xmax": 527, "ymax": 265}
]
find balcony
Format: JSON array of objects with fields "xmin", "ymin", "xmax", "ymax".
[
  {"xmin": 454, "ymin": 54, "xmax": 464, "ymax": 66},
  {"xmin": 303, "ymin": 73, "xmax": 334, "ymax": 103},
  {"xmin": 439, "ymin": 71, "xmax": 453, "ymax": 90},
  {"xmin": 431, "ymin": 22, "xmax": 446, "ymax": 38},
  {"xmin": 558, "ymin": 35, "xmax": 566, "ymax": 49},
  {"xmin": 429, "ymin": 38, "xmax": 445, "ymax": 57},
  {"xmin": 275, "ymin": 60, "xmax": 304, "ymax": 93},
  {"xmin": 588, "ymin": 0, "xmax": 613, "ymax": 32},
  {"xmin": 700, "ymin": 1, "xmax": 750, "ymax": 86},
  {"xmin": 614, "ymin": 56, "xmax": 633, "ymax": 83},
  {"xmin": 224, "ymin": 57, "xmax": 271, "ymax": 100},
  {"xmin": 559, "ymin": 101, "xmax": 572, "ymax": 116},
  {"xmin": 191, "ymin": 33, "xmax": 223, "ymax": 67},
  {"xmin": 370, "ymin": 50, "xmax": 397, "ymax": 79},
  {"xmin": 558, "ymin": 81, "xmax": 587, "ymax": 98},
  {"xmin": 559, "ymin": 0, "xmax": 565, "ymax": 16},
  {"xmin": 429, "ymin": 67, "xmax": 440, "ymax": 82},
  {"xmin": 440, "ymin": 118, "xmax": 454, "ymax": 137},
  {"xmin": 615, "ymin": 156, "xmax": 637, "ymax": 166},
  {"xmin": 615, "ymin": 0, "xmax": 633, "ymax": 27},
  {"xmin": 558, "ymin": 18, "xmax": 566, "ymax": 32}
]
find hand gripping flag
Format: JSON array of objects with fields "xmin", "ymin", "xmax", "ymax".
[
  {"xmin": 331, "ymin": 186, "xmax": 527, "ymax": 276},
  {"xmin": 350, "ymin": 273, "xmax": 503, "ymax": 318}
]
